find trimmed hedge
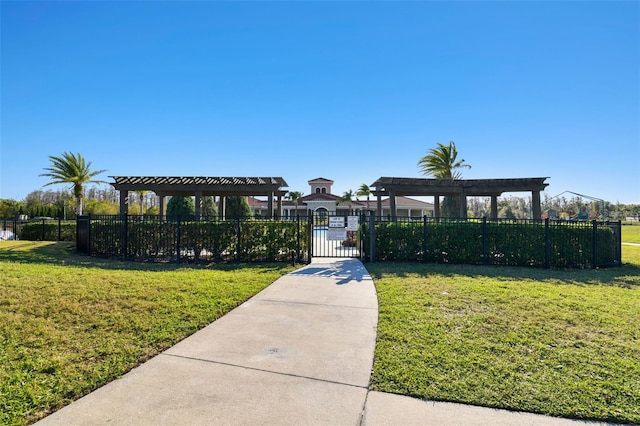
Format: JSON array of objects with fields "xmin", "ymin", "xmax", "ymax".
[
  {"xmin": 89, "ymin": 217, "xmax": 309, "ymax": 263},
  {"xmin": 363, "ymin": 219, "xmax": 619, "ymax": 268},
  {"xmin": 18, "ymin": 221, "xmax": 76, "ymax": 241}
]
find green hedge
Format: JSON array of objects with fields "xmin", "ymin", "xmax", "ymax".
[
  {"xmin": 363, "ymin": 220, "xmax": 619, "ymax": 268},
  {"xmin": 89, "ymin": 218, "xmax": 308, "ymax": 263},
  {"xmin": 18, "ymin": 222, "xmax": 76, "ymax": 241}
]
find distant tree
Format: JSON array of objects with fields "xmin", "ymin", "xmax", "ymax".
[
  {"xmin": 418, "ymin": 141, "xmax": 471, "ymax": 217},
  {"xmin": 0, "ymin": 199, "xmax": 22, "ymax": 219},
  {"xmin": 202, "ymin": 196, "xmax": 218, "ymax": 217},
  {"xmin": 287, "ymin": 191, "xmax": 303, "ymax": 204},
  {"xmin": 39, "ymin": 152, "xmax": 107, "ymax": 215},
  {"xmin": 167, "ymin": 196, "xmax": 195, "ymax": 219},
  {"xmin": 225, "ymin": 196, "xmax": 252, "ymax": 218},
  {"xmin": 357, "ymin": 184, "xmax": 371, "ymax": 211},
  {"xmin": 135, "ymin": 190, "xmax": 148, "ymax": 215},
  {"xmin": 337, "ymin": 190, "xmax": 355, "ymax": 214}
]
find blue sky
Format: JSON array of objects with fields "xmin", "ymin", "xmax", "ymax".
[{"xmin": 2, "ymin": 1, "xmax": 639, "ymax": 204}]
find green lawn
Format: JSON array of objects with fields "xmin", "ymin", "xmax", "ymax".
[
  {"xmin": 0, "ymin": 241, "xmax": 295, "ymax": 426},
  {"xmin": 367, "ymin": 246, "xmax": 640, "ymax": 423},
  {"xmin": 622, "ymin": 223, "xmax": 640, "ymax": 244}
]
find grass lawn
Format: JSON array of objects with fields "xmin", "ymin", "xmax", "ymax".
[
  {"xmin": 367, "ymin": 245, "xmax": 640, "ymax": 423},
  {"xmin": 0, "ymin": 241, "xmax": 296, "ymax": 426},
  {"xmin": 622, "ymin": 223, "xmax": 640, "ymax": 244}
]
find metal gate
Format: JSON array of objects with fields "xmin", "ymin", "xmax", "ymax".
[{"xmin": 310, "ymin": 212, "xmax": 362, "ymax": 258}]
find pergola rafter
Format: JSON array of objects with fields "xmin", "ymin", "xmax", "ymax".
[
  {"xmin": 371, "ymin": 177, "xmax": 549, "ymax": 219},
  {"xmin": 110, "ymin": 176, "xmax": 288, "ymax": 218}
]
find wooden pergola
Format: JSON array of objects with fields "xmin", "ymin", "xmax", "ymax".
[
  {"xmin": 371, "ymin": 177, "xmax": 549, "ymax": 219},
  {"xmin": 110, "ymin": 176, "xmax": 288, "ymax": 218}
]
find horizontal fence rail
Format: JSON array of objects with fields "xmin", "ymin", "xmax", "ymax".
[
  {"xmin": 361, "ymin": 215, "xmax": 622, "ymax": 269},
  {"xmin": 4, "ymin": 214, "xmax": 619, "ymax": 269}
]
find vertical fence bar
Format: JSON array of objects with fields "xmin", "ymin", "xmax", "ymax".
[
  {"xmin": 58, "ymin": 217, "xmax": 62, "ymax": 241},
  {"xmin": 422, "ymin": 215, "xmax": 427, "ymax": 263},
  {"xmin": 482, "ymin": 217, "xmax": 487, "ymax": 265},
  {"xmin": 40, "ymin": 219, "xmax": 45, "ymax": 241},
  {"xmin": 236, "ymin": 217, "xmax": 241, "ymax": 262},
  {"xmin": 544, "ymin": 218, "xmax": 550, "ymax": 269},
  {"xmin": 308, "ymin": 215, "xmax": 313, "ymax": 261},
  {"xmin": 369, "ymin": 210, "xmax": 376, "ymax": 263},
  {"xmin": 176, "ymin": 217, "xmax": 181, "ymax": 264},
  {"xmin": 122, "ymin": 213, "xmax": 129, "ymax": 260},
  {"xmin": 592, "ymin": 220, "xmax": 598, "ymax": 269},
  {"xmin": 296, "ymin": 214, "xmax": 301, "ymax": 263}
]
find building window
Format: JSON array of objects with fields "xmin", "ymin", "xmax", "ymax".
[
  {"xmin": 316, "ymin": 188, "xmax": 320, "ymax": 194},
  {"xmin": 321, "ymin": 188, "xmax": 326, "ymax": 193}
]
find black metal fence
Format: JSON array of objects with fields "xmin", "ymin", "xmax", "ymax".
[
  {"xmin": 77, "ymin": 214, "xmax": 310, "ymax": 263},
  {"xmin": 1, "ymin": 218, "xmax": 76, "ymax": 241},
  {"xmin": 361, "ymin": 215, "xmax": 622, "ymax": 268}
]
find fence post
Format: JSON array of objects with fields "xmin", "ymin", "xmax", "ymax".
[
  {"xmin": 422, "ymin": 215, "xmax": 427, "ymax": 263},
  {"xmin": 482, "ymin": 217, "xmax": 487, "ymax": 265},
  {"xmin": 87, "ymin": 214, "xmax": 92, "ymax": 256},
  {"xmin": 41, "ymin": 218, "xmax": 46, "ymax": 241},
  {"xmin": 544, "ymin": 218, "xmax": 550, "ymax": 269},
  {"xmin": 122, "ymin": 213, "xmax": 129, "ymax": 260},
  {"xmin": 308, "ymin": 215, "xmax": 313, "ymax": 262},
  {"xmin": 176, "ymin": 217, "xmax": 181, "ymax": 264},
  {"xmin": 58, "ymin": 217, "xmax": 62, "ymax": 241},
  {"xmin": 592, "ymin": 220, "xmax": 598, "ymax": 269},
  {"xmin": 296, "ymin": 214, "xmax": 301, "ymax": 263},
  {"xmin": 369, "ymin": 210, "xmax": 376, "ymax": 263},
  {"xmin": 236, "ymin": 217, "xmax": 241, "ymax": 262}
]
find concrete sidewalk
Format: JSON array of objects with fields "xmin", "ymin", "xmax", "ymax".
[{"xmin": 37, "ymin": 258, "xmax": 610, "ymax": 425}]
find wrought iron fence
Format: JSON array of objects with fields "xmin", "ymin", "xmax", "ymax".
[
  {"xmin": 77, "ymin": 214, "xmax": 310, "ymax": 264},
  {"xmin": 1, "ymin": 218, "xmax": 76, "ymax": 241},
  {"xmin": 361, "ymin": 215, "xmax": 622, "ymax": 269}
]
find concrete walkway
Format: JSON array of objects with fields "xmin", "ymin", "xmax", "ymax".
[{"xmin": 37, "ymin": 258, "xmax": 611, "ymax": 425}]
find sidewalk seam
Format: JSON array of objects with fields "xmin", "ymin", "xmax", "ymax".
[
  {"xmin": 161, "ymin": 352, "xmax": 369, "ymax": 390},
  {"xmin": 251, "ymin": 298, "xmax": 378, "ymax": 311}
]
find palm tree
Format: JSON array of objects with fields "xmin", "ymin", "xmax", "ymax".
[
  {"xmin": 337, "ymin": 190, "xmax": 355, "ymax": 214},
  {"xmin": 417, "ymin": 141, "xmax": 470, "ymax": 179},
  {"xmin": 287, "ymin": 191, "xmax": 303, "ymax": 204},
  {"xmin": 40, "ymin": 152, "xmax": 107, "ymax": 215},
  {"xmin": 357, "ymin": 184, "xmax": 371, "ymax": 212},
  {"xmin": 418, "ymin": 141, "xmax": 471, "ymax": 218},
  {"xmin": 135, "ymin": 190, "xmax": 148, "ymax": 215}
]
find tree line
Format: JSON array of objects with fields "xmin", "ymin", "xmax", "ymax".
[{"xmin": 2, "ymin": 149, "xmax": 638, "ymax": 221}]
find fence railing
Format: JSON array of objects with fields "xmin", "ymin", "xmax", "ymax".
[
  {"xmin": 1, "ymin": 218, "xmax": 76, "ymax": 241},
  {"xmin": 361, "ymin": 215, "xmax": 622, "ymax": 268},
  {"xmin": 77, "ymin": 214, "xmax": 310, "ymax": 263}
]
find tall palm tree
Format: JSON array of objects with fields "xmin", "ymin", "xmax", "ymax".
[
  {"xmin": 40, "ymin": 152, "xmax": 107, "ymax": 215},
  {"xmin": 417, "ymin": 141, "xmax": 470, "ymax": 179},
  {"xmin": 418, "ymin": 141, "xmax": 471, "ymax": 218},
  {"xmin": 337, "ymin": 190, "xmax": 355, "ymax": 214},
  {"xmin": 357, "ymin": 184, "xmax": 371, "ymax": 211}
]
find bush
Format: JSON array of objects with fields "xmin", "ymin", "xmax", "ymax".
[
  {"xmin": 18, "ymin": 221, "xmax": 75, "ymax": 241},
  {"xmin": 363, "ymin": 219, "xmax": 619, "ymax": 268}
]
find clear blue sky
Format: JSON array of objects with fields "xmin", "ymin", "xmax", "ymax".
[{"xmin": 2, "ymin": 1, "xmax": 639, "ymax": 204}]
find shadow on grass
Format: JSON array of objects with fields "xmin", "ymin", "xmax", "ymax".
[
  {"xmin": 0, "ymin": 241, "xmax": 292, "ymax": 273},
  {"xmin": 364, "ymin": 260, "xmax": 640, "ymax": 288}
]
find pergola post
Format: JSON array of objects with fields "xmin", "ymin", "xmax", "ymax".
[
  {"xmin": 490, "ymin": 195, "xmax": 498, "ymax": 219},
  {"xmin": 218, "ymin": 196, "xmax": 226, "ymax": 219},
  {"xmin": 389, "ymin": 190, "xmax": 397, "ymax": 221},
  {"xmin": 195, "ymin": 191, "xmax": 202, "ymax": 219},
  {"xmin": 267, "ymin": 192, "xmax": 274, "ymax": 219},
  {"xmin": 376, "ymin": 193, "xmax": 382, "ymax": 218},
  {"xmin": 434, "ymin": 196, "xmax": 440, "ymax": 218},
  {"xmin": 119, "ymin": 190, "xmax": 129, "ymax": 215},
  {"xmin": 276, "ymin": 193, "xmax": 282, "ymax": 220},
  {"xmin": 459, "ymin": 193, "xmax": 468, "ymax": 219},
  {"xmin": 532, "ymin": 190, "xmax": 542, "ymax": 220},
  {"xmin": 159, "ymin": 194, "xmax": 167, "ymax": 217}
]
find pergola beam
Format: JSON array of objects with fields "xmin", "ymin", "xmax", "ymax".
[{"xmin": 371, "ymin": 177, "xmax": 549, "ymax": 219}]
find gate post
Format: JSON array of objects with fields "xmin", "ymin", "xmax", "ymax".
[{"xmin": 592, "ymin": 220, "xmax": 598, "ymax": 269}]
